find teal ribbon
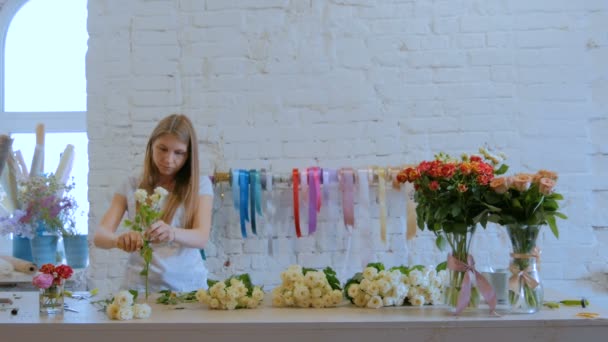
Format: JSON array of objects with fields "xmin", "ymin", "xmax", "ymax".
[
  {"xmin": 249, "ymin": 170, "xmax": 258, "ymax": 235},
  {"xmin": 239, "ymin": 170, "xmax": 249, "ymax": 238},
  {"xmin": 232, "ymin": 169, "xmax": 239, "ymax": 210}
]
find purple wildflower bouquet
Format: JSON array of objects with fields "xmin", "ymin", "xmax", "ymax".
[{"xmin": 0, "ymin": 173, "xmax": 77, "ymax": 238}]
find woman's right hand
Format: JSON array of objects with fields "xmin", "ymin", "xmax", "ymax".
[{"xmin": 115, "ymin": 231, "xmax": 143, "ymax": 252}]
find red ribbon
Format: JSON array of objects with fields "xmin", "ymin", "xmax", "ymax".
[
  {"xmin": 292, "ymin": 168, "xmax": 302, "ymax": 238},
  {"xmin": 447, "ymin": 254, "xmax": 497, "ymax": 315}
]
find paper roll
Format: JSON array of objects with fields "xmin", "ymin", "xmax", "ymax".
[
  {"xmin": 0, "ymin": 255, "xmax": 36, "ymax": 274},
  {"xmin": 29, "ymin": 123, "xmax": 45, "ymax": 176},
  {"xmin": 14, "ymin": 150, "xmax": 29, "ymax": 180},
  {"xmin": 0, "ymin": 135, "xmax": 12, "ymax": 176},
  {"xmin": 55, "ymin": 144, "xmax": 75, "ymax": 186}
]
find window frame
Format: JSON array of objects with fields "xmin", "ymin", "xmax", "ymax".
[{"xmin": 0, "ymin": 0, "xmax": 86, "ymax": 133}]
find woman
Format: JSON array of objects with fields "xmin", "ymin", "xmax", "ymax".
[{"xmin": 94, "ymin": 114, "xmax": 213, "ymax": 292}]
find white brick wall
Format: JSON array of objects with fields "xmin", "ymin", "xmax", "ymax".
[{"xmin": 86, "ymin": 0, "xmax": 608, "ymax": 294}]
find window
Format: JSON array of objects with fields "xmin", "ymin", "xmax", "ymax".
[{"xmin": 1, "ymin": 0, "xmax": 88, "ymax": 234}]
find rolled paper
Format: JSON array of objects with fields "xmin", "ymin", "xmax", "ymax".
[
  {"xmin": 55, "ymin": 144, "xmax": 75, "ymax": 186},
  {"xmin": 0, "ymin": 255, "xmax": 36, "ymax": 274},
  {"xmin": 29, "ymin": 123, "xmax": 45, "ymax": 176},
  {"xmin": 1, "ymin": 151, "xmax": 19, "ymax": 211},
  {"xmin": 0, "ymin": 135, "xmax": 12, "ymax": 176},
  {"xmin": 13, "ymin": 150, "xmax": 29, "ymax": 180}
]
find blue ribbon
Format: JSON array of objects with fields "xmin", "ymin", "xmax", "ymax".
[
  {"xmin": 232, "ymin": 169, "xmax": 239, "ymax": 210},
  {"xmin": 249, "ymin": 170, "xmax": 258, "ymax": 235},
  {"xmin": 239, "ymin": 170, "xmax": 249, "ymax": 238}
]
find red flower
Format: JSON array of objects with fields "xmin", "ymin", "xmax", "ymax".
[
  {"xmin": 55, "ymin": 264, "xmax": 74, "ymax": 280},
  {"xmin": 469, "ymin": 155, "xmax": 482, "ymax": 162},
  {"xmin": 428, "ymin": 181, "xmax": 440, "ymax": 191},
  {"xmin": 39, "ymin": 263, "xmax": 55, "ymax": 275}
]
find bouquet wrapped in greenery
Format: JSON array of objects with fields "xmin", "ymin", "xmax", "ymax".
[{"xmin": 196, "ymin": 274, "xmax": 264, "ymax": 310}]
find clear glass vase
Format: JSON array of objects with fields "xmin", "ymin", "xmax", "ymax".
[
  {"xmin": 39, "ymin": 281, "xmax": 65, "ymax": 315},
  {"xmin": 506, "ymin": 224, "xmax": 543, "ymax": 314},
  {"xmin": 443, "ymin": 227, "xmax": 481, "ymax": 314}
]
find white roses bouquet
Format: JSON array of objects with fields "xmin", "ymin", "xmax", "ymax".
[
  {"xmin": 196, "ymin": 274, "xmax": 264, "ymax": 310},
  {"xmin": 271, "ymin": 265, "xmax": 343, "ymax": 308},
  {"xmin": 344, "ymin": 263, "xmax": 448, "ymax": 309},
  {"xmin": 105, "ymin": 290, "xmax": 152, "ymax": 320}
]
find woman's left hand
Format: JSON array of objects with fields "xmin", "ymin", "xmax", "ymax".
[{"xmin": 145, "ymin": 220, "xmax": 175, "ymax": 243}]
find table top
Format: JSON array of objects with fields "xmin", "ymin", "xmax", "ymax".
[{"xmin": 1, "ymin": 282, "xmax": 607, "ymax": 326}]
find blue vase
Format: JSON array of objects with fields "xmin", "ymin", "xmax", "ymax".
[
  {"xmin": 63, "ymin": 235, "xmax": 89, "ymax": 268},
  {"xmin": 12, "ymin": 235, "xmax": 33, "ymax": 262},
  {"xmin": 30, "ymin": 235, "xmax": 59, "ymax": 266}
]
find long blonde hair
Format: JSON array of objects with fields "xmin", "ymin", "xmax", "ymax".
[{"xmin": 140, "ymin": 114, "xmax": 200, "ymax": 229}]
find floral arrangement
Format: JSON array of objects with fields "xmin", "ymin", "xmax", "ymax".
[
  {"xmin": 195, "ymin": 274, "xmax": 264, "ymax": 310},
  {"xmin": 344, "ymin": 263, "xmax": 448, "ymax": 309},
  {"xmin": 105, "ymin": 290, "xmax": 152, "ymax": 321},
  {"xmin": 33, "ymin": 263, "xmax": 74, "ymax": 312},
  {"xmin": 33, "ymin": 263, "xmax": 74, "ymax": 289},
  {"xmin": 0, "ymin": 174, "xmax": 78, "ymax": 238},
  {"xmin": 483, "ymin": 167, "xmax": 567, "ymax": 311},
  {"xmin": 485, "ymin": 169, "xmax": 567, "ymax": 238},
  {"xmin": 271, "ymin": 265, "xmax": 343, "ymax": 308},
  {"xmin": 396, "ymin": 148, "xmax": 506, "ymax": 312},
  {"xmin": 123, "ymin": 187, "xmax": 168, "ymax": 300}
]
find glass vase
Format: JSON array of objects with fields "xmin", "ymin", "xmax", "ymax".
[
  {"xmin": 39, "ymin": 281, "xmax": 65, "ymax": 315},
  {"xmin": 443, "ymin": 227, "xmax": 481, "ymax": 313},
  {"xmin": 506, "ymin": 224, "xmax": 543, "ymax": 314}
]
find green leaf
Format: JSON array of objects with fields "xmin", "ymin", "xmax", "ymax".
[
  {"xmin": 207, "ymin": 279, "xmax": 219, "ymax": 288},
  {"xmin": 366, "ymin": 262, "xmax": 385, "ymax": 271},
  {"xmin": 494, "ymin": 164, "xmax": 509, "ymax": 175},
  {"xmin": 435, "ymin": 261, "xmax": 447, "ymax": 272},
  {"xmin": 547, "ymin": 215, "xmax": 559, "ymax": 239},
  {"xmin": 435, "ymin": 235, "xmax": 447, "ymax": 251}
]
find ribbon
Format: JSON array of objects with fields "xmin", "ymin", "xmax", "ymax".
[
  {"xmin": 357, "ymin": 169, "xmax": 370, "ymax": 210},
  {"xmin": 238, "ymin": 170, "xmax": 249, "ymax": 238},
  {"xmin": 374, "ymin": 167, "xmax": 387, "ymax": 243},
  {"xmin": 292, "ymin": 168, "xmax": 302, "ymax": 238},
  {"xmin": 508, "ymin": 248, "xmax": 541, "ymax": 293},
  {"xmin": 447, "ymin": 254, "xmax": 497, "ymax": 315},
  {"xmin": 231, "ymin": 169, "xmax": 239, "ymax": 210},
  {"xmin": 307, "ymin": 167, "xmax": 321, "ymax": 235},
  {"xmin": 249, "ymin": 170, "xmax": 260, "ymax": 235},
  {"xmin": 339, "ymin": 168, "xmax": 355, "ymax": 229},
  {"xmin": 404, "ymin": 181, "xmax": 418, "ymax": 240}
]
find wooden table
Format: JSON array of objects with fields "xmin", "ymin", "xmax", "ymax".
[{"xmin": 1, "ymin": 282, "xmax": 607, "ymax": 342}]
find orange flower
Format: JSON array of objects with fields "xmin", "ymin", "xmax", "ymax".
[
  {"xmin": 510, "ymin": 174, "xmax": 532, "ymax": 192},
  {"xmin": 538, "ymin": 177, "xmax": 556, "ymax": 195},
  {"xmin": 490, "ymin": 177, "xmax": 509, "ymax": 194},
  {"xmin": 533, "ymin": 169, "xmax": 558, "ymax": 183}
]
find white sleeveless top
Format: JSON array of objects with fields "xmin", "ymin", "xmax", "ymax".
[{"xmin": 117, "ymin": 174, "xmax": 214, "ymax": 292}]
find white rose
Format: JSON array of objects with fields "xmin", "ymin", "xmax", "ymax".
[
  {"xmin": 154, "ymin": 186, "xmax": 169, "ymax": 197},
  {"xmin": 311, "ymin": 298, "xmax": 324, "ymax": 308},
  {"xmin": 353, "ymin": 294, "xmax": 367, "ymax": 307},
  {"xmin": 195, "ymin": 289, "xmax": 208, "ymax": 303},
  {"xmin": 331, "ymin": 290, "xmax": 343, "ymax": 305},
  {"xmin": 363, "ymin": 267, "xmax": 378, "ymax": 280},
  {"xmin": 133, "ymin": 303, "xmax": 152, "ymax": 319},
  {"xmin": 366, "ymin": 295, "xmax": 383, "ymax": 309},
  {"xmin": 347, "ymin": 284, "xmax": 360, "ymax": 298},
  {"xmin": 114, "ymin": 290, "xmax": 134, "ymax": 307},
  {"xmin": 252, "ymin": 287, "xmax": 264, "ymax": 302},
  {"xmin": 118, "ymin": 306, "xmax": 134, "ymax": 320},
  {"xmin": 383, "ymin": 297, "xmax": 396, "ymax": 307},
  {"xmin": 409, "ymin": 294, "xmax": 425, "ymax": 306},
  {"xmin": 310, "ymin": 287, "xmax": 322, "ymax": 298},
  {"xmin": 209, "ymin": 298, "xmax": 220, "ymax": 309},
  {"xmin": 297, "ymin": 298, "xmax": 311, "ymax": 308},
  {"xmin": 272, "ymin": 295, "xmax": 284, "ymax": 307},
  {"xmin": 134, "ymin": 189, "xmax": 148, "ymax": 204}
]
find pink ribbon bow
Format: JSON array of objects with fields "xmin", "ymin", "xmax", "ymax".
[{"xmin": 447, "ymin": 254, "xmax": 497, "ymax": 315}]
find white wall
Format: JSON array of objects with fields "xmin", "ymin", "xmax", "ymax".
[{"xmin": 86, "ymin": 0, "xmax": 608, "ymax": 293}]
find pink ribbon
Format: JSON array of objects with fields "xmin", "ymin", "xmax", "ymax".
[
  {"xmin": 447, "ymin": 254, "xmax": 497, "ymax": 315},
  {"xmin": 339, "ymin": 168, "xmax": 355, "ymax": 229}
]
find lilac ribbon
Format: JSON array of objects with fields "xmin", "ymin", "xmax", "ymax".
[
  {"xmin": 307, "ymin": 167, "xmax": 321, "ymax": 235},
  {"xmin": 447, "ymin": 254, "xmax": 497, "ymax": 315}
]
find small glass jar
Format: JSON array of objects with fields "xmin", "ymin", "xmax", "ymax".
[{"xmin": 39, "ymin": 280, "xmax": 65, "ymax": 315}]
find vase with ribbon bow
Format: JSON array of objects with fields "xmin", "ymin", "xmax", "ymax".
[
  {"xmin": 506, "ymin": 224, "xmax": 543, "ymax": 313},
  {"xmin": 444, "ymin": 226, "xmax": 497, "ymax": 315}
]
